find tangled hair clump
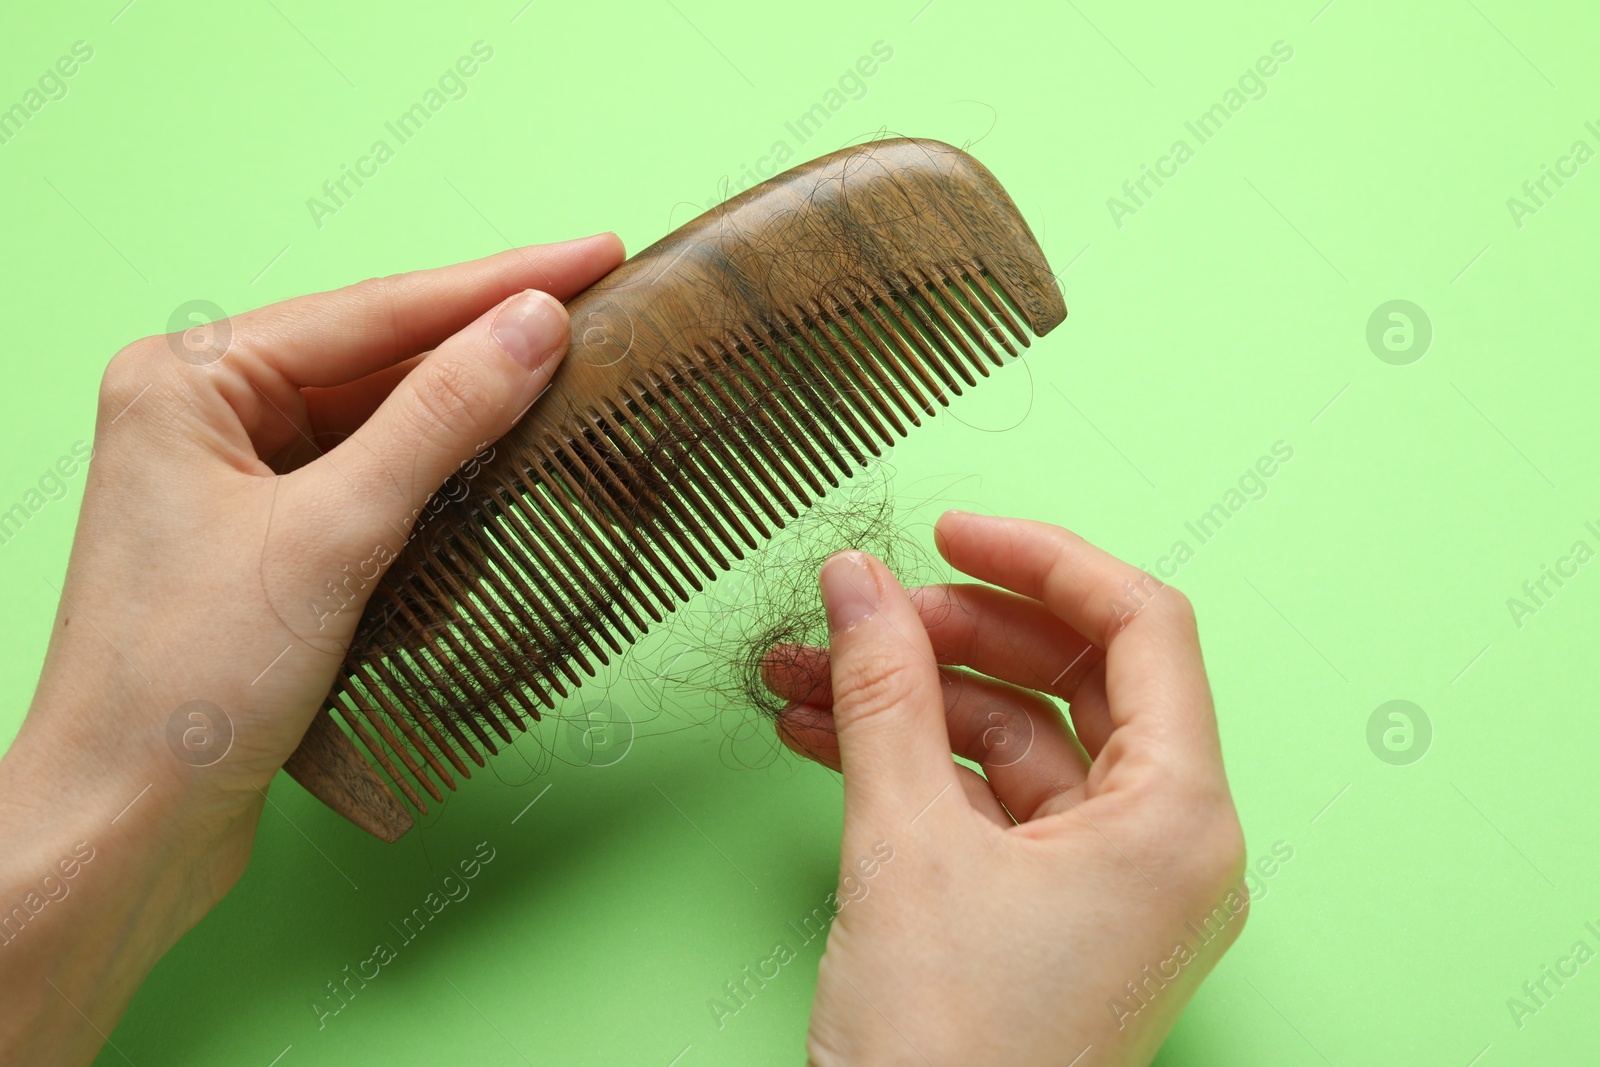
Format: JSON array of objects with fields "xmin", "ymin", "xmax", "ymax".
[{"xmin": 639, "ymin": 468, "xmax": 939, "ymax": 724}]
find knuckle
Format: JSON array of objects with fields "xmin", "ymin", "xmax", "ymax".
[
  {"xmin": 832, "ymin": 653, "xmax": 924, "ymax": 727},
  {"xmin": 351, "ymin": 271, "xmax": 416, "ymax": 350},
  {"xmin": 1109, "ymin": 773, "xmax": 1246, "ymax": 899},
  {"xmin": 349, "ymin": 272, "xmax": 399, "ymax": 308},
  {"xmin": 1201, "ymin": 817, "xmax": 1250, "ymax": 937},
  {"xmin": 1179, "ymin": 840, "xmax": 1251, "ymax": 945},
  {"xmin": 1151, "ymin": 585, "xmax": 1196, "ymax": 626},
  {"xmin": 98, "ymin": 338, "xmax": 163, "ymax": 418},
  {"xmin": 1204, "ymin": 812, "xmax": 1248, "ymax": 886},
  {"xmin": 1168, "ymin": 794, "xmax": 1248, "ymax": 898},
  {"xmin": 407, "ymin": 360, "xmax": 497, "ymax": 440}
]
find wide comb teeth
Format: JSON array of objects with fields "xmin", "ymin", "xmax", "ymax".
[{"xmin": 285, "ymin": 138, "xmax": 1066, "ymax": 840}]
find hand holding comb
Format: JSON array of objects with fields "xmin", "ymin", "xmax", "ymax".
[{"xmin": 283, "ymin": 137, "xmax": 1067, "ymax": 841}]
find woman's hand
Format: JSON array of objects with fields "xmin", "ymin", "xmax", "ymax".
[
  {"xmin": 765, "ymin": 512, "xmax": 1248, "ymax": 1066},
  {"xmin": 0, "ymin": 233, "xmax": 624, "ymax": 1066}
]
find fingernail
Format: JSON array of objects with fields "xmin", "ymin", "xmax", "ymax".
[
  {"xmin": 553, "ymin": 231, "xmax": 616, "ymax": 246},
  {"xmin": 492, "ymin": 290, "xmax": 569, "ymax": 371},
  {"xmin": 820, "ymin": 551, "xmax": 878, "ymax": 632}
]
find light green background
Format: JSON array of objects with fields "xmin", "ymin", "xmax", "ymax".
[{"xmin": 3, "ymin": 0, "xmax": 1597, "ymax": 1063}]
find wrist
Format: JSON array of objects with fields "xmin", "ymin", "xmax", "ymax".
[
  {"xmin": 0, "ymin": 708, "xmax": 251, "ymax": 1065},
  {"xmin": 1, "ymin": 691, "xmax": 255, "ymax": 937}
]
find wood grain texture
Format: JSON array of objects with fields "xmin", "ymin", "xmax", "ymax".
[
  {"xmin": 283, "ymin": 137, "xmax": 1066, "ymax": 839},
  {"xmin": 283, "ymin": 709, "xmax": 414, "ymax": 842}
]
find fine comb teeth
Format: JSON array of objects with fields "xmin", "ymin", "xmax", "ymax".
[{"xmin": 283, "ymin": 137, "xmax": 1067, "ymax": 841}]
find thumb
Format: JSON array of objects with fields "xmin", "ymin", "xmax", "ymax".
[
  {"xmin": 315, "ymin": 288, "xmax": 568, "ymax": 523},
  {"xmin": 820, "ymin": 551, "xmax": 959, "ymax": 829}
]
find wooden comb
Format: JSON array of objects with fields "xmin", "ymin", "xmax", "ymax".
[{"xmin": 282, "ymin": 137, "xmax": 1067, "ymax": 841}]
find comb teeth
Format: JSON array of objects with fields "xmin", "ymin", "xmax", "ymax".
[
  {"xmin": 286, "ymin": 138, "xmax": 1067, "ymax": 838},
  {"xmin": 330, "ymin": 263, "xmax": 1042, "ymax": 805}
]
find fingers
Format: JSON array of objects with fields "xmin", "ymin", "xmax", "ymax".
[
  {"xmin": 1059, "ymin": 657, "xmax": 1114, "ymax": 757},
  {"xmin": 934, "ymin": 512, "xmax": 1160, "ymax": 647},
  {"xmin": 259, "ymin": 354, "xmax": 428, "ymax": 474},
  {"xmin": 934, "ymin": 511, "xmax": 1223, "ymax": 780},
  {"xmin": 911, "ymin": 583, "xmax": 1103, "ymax": 702},
  {"xmin": 297, "ymin": 288, "xmax": 569, "ymax": 524},
  {"xmin": 817, "ymin": 551, "xmax": 958, "ymax": 828},
  {"xmin": 303, "ymin": 353, "xmax": 425, "ymax": 453},
  {"xmin": 953, "ymin": 764, "xmax": 1013, "ymax": 828},
  {"xmin": 773, "ymin": 664, "xmax": 1090, "ymax": 822},
  {"xmin": 763, "ymin": 583, "xmax": 1114, "ymax": 755},
  {"xmin": 774, "ymin": 702, "xmax": 1014, "ymax": 830},
  {"xmin": 234, "ymin": 234, "xmax": 623, "ymax": 389},
  {"xmin": 913, "ymin": 584, "xmax": 1116, "ymax": 758},
  {"xmin": 937, "ymin": 671, "xmax": 1090, "ymax": 820},
  {"xmin": 760, "ymin": 643, "xmax": 833, "ymax": 706},
  {"xmin": 762, "ymin": 585, "xmax": 1099, "ymax": 705}
]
